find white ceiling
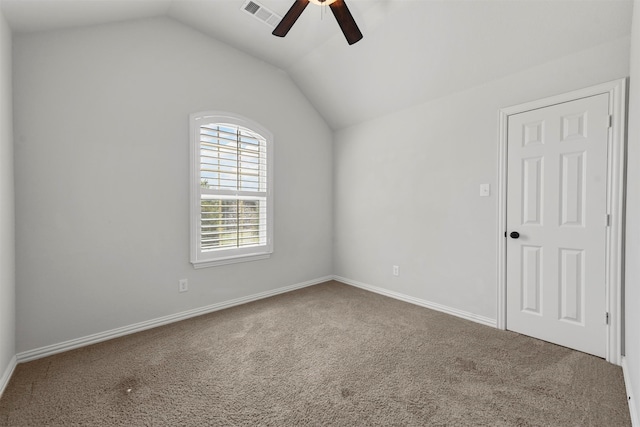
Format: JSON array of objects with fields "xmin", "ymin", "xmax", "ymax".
[{"xmin": 1, "ymin": 0, "xmax": 634, "ymax": 129}]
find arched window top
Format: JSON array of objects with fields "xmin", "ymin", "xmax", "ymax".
[{"xmin": 191, "ymin": 111, "xmax": 273, "ymax": 142}]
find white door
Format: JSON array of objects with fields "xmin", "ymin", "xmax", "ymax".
[{"xmin": 506, "ymin": 93, "xmax": 609, "ymax": 358}]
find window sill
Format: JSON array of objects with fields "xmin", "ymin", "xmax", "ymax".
[{"xmin": 191, "ymin": 252, "xmax": 271, "ymax": 269}]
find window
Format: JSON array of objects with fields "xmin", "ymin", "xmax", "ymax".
[{"xmin": 190, "ymin": 112, "xmax": 273, "ymax": 268}]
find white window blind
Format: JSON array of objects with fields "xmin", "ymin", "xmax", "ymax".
[{"xmin": 190, "ymin": 113, "xmax": 273, "ymax": 268}]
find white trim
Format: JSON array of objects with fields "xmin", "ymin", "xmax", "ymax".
[
  {"xmin": 192, "ymin": 253, "xmax": 271, "ymax": 269},
  {"xmin": 497, "ymin": 102, "xmax": 509, "ymax": 331},
  {"xmin": 496, "ymin": 78, "xmax": 627, "ymax": 365},
  {"xmin": 334, "ymin": 276, "xmax": 496, "ymax": 328},
  {"xmin": 622, "ymin": 357, "xmax": 640, "ymax": 427},
  {"xmin": 16, "ymin": 276, "xmax": 332, "ymax": 363},
  {"xmin": 0, "ymin": 355, "xmax": 17, "ymax": 399}
]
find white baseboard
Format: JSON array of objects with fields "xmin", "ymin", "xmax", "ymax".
[
  {"xmin": 334, "ymin": 275, "xmax": 497, "ymax": 328},
  {"xmin": 17, "ymin": 276, "xmax": 333, "ymax": 363},
  {"xmin": 0, "ymin": 355, "xmax": 17, "ymax": 399},
  {"xmin": 622, "ymin": 356, "xmax": 640, "ymax": 427}
]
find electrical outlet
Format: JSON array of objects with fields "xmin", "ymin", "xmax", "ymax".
[
  {"xmin": 179, "ymin": 279, "xmax": 188, "ymax": 293},
  {"xmin": 393, "ymin": 265, "xmax": 399, "ymax": 276}
]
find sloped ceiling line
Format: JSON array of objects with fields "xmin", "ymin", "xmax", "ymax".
[{"xmin": 1, "ymin": 0, "xmax": 633, "ymax": 130}]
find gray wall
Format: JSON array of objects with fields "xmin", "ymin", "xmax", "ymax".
[
  {"xmin": 334, "ymin": 36, "xmax": 630, "ymax": 321},
  {"xmin": 625, "ymin": 0, "xmax": 640, "ymax": 421},
  {"xmin": 0, "ymin": 8, "xmax": 15, "ymax": 386},
  {"xmin": 13, "ymin": 17, "xmax": 333, "ymax": 353}
]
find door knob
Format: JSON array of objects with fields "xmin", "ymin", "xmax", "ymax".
[{"xmin": 510, "ymin": 231, "xmax": 520, "ymax": 239}]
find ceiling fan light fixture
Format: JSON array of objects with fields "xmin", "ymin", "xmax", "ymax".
[
  {"xmin": 273, "ymin": 0, "xmax": 363, "ymax": 45},
  {"xmin": 308, "ymin": 0, "xmax": 338, "ymax": 5}
]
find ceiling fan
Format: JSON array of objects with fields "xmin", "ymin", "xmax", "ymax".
[{"xmin": 272, "ymin": 0, "xmax": 363, "ymax": 45}]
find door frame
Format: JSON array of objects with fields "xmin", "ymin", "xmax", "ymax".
[{"xmin": 496, "ymin": 78, "xmax": 627, "ymax": 365}]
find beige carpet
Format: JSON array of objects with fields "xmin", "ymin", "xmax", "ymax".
[{"xmin": 0, "ymin": 281, "xmax": 631, "ymax": 426}]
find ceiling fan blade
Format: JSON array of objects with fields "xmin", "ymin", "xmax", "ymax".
[
  {"xmin": 273, "ymin": 0, "xmax": 310, "ymax": 37},
  {"xmin": 329, "ymin": 0, "xmax": 363, "ymax": 45}
]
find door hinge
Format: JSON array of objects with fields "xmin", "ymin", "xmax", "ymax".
[
  {"xmin": 605, "ymin": 312, "xmax": 610, "ymax": 325},
  {"xmin": 608, "ymin": 115, "xmax": 613, "ymax": 128},
  {"xmin": 605, "ymin": 214, "xmax": 611, "ymax": 227}
]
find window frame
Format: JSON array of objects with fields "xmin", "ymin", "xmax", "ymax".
[{"xmin": 189, "ymin": 111, "xmax": 274, "ymax": 268}]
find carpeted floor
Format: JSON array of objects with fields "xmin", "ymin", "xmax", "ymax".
[{"xmin": 0, "ymin": 280, "xmax": 631, "ymax": 426}]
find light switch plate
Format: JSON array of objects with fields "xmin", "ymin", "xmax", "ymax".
[{"xmin": 480, "ymin": 184, "xmax": 491, "ymax": 197}]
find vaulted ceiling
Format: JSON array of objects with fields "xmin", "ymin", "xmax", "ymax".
[{"xmin": 1, "ymin": 0, "xmax": 634, "ymax": 129}]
